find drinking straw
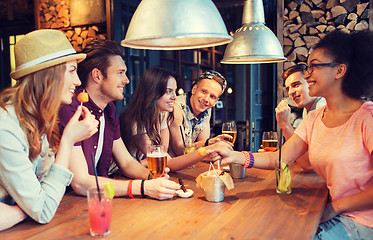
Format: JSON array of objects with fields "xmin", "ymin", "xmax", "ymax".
[
  {"xmin": 179, "ymin": 125, "xmax": 186, "ymax": 148},
  {"xmin": 159, "ymin": 114, "xmax": 162, "ymax": 134},
  {"xmin": 209, "ymin": 162, "xmax": 219, "ymax": 176},
  {"xmin": 278, "ymin": 89, "xmax": 285, "ymax": 169},
  {"xmin": 278, "ymin": 130, "xmax": 283, "ymax": 169},
  {"xmin": 91, "ymin": 152, "xmax": 101, "ymax": 200}
]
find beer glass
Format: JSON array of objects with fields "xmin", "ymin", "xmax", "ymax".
[
  {"xmin": 147, "ymin": 145, "xmax": 167, "ymax": 178},
  {"xmin": 222, "ymin": 122, "xmax": 237, "ymax": 145},
  {"xmin": 262, "ymin": 131, "xmax": 278, "ymax": 152}
]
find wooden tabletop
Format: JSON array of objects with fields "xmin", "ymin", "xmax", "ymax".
[{"xmin": 0, "ymin": 162, "xmax": 327, "ymax": 240}]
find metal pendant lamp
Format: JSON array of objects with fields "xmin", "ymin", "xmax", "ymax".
[
  {"xmin": 121, "ymin": 0, "xmax": 233, "ymax": 50},
  {"xmin": 221, "ymin": 0, "xmax": 286, "ymax": 64}
]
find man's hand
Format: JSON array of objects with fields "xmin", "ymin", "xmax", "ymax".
[
  {"xmin": 275, "ymin": 100, "xmax": 292, "ymax": 130},
  {"xmin": 208, "ymin": 134, "xmax": 234, "ymax": 146},
  {"xmin": 144, "ymin": 178, "xmax": 180, "ymax": 200}
]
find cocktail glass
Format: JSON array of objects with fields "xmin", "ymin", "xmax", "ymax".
[
  {"xmin": 275, "ymin": 162, "xmax": 292, "ymax": 194},
  {"xmin": 87, "ymin": 188, "xmax": 112, "ymax": 237}
]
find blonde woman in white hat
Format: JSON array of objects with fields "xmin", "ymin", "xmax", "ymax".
[{"xmin": 0, "ymin": 29, "xmax": 98, "ymax": 230}]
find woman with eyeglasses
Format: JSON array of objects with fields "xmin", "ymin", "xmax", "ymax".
[{"xmin": 209, "ymin": 30, "xmax": 373, "ymax": 239}]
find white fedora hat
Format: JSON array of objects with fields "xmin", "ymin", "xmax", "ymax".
[{"xmin": 10, "ymin": 29, "xmax": 86, "ymax": 80}]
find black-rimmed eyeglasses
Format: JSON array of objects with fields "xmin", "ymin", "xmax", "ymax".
[{"xmin": 299, "ymin": 63, "xmax": 338, "ymax": 74}]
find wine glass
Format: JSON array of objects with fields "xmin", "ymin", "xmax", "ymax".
[
  {"xmin": 222, "ymin": 122, "xmax": 237, "ymax": 145},
  {"xmin": 262, "ymin": 131, "xmax": 278, "ymax": 152},
  {"xmin": 146, "ymin": 145, "xmax": 167, "ymax": 178}
]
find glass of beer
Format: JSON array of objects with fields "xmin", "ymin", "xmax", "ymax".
[
  {"xmin": 262, "ymin": 131, "xmax": 278, "ymax": 152},
  {"xmin": 147, "ymin": 145, "xmax": 167, "ymax": 178},
  {"xmin": 222, "ymin": 122, "xmax": 237, "ymax": 144}
]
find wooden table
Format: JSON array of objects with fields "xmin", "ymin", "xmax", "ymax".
[{"xmin": 0, "ymin": 162, "xmax": 327, "ymax": 240}]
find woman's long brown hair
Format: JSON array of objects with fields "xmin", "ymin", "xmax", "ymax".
[
  {"xmin": 0, "ymin": 63, "xmax": 65, "ymax": 160},
  {"xmin": 120, "ymin": 66, "xmax": 176, "ymax": 160}
]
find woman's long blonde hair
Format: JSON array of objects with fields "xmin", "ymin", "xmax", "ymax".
[{"xmin": 0, "ymin": 63, "xmax": 65, "ymax": 160}]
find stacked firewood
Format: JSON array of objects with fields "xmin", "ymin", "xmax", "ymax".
[
  {"xmin": 38, "ymin": 0, "xmax": 70, "ymax": 29},
  {"xmin": 283, "ymin": 0, "xmax": 370, "ymax": 70},
  {"xmin": 65, "ymin": 26, "xmax": 106, "ymax": 52},
  {"xmin": 37, "ymin": 0, "xmax": 106, "ymax": 52}
]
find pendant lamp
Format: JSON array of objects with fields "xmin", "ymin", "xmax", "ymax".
[
  {"xmin": 121, "ymin": 0, "xmax": 233, "ymax": 50},
  {"xmin": 221, "ymin": 0, "xmax": 286, "ymax": 64}
]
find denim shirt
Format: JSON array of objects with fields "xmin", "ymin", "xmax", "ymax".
[
  {"xmin": 175, "ymin": 93, "xmax": 211, "ymax": 143},
  {"xmin": 0, "ymin": 106, "xmax": 73, "ymax": 223}
]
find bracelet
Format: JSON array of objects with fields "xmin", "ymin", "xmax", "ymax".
[
  {"xmin": 205, "ymin": 138, "xmax": 210, "ymax": 146},
  {"xmin": 128, "ymin": 180, "xmax": 134, "ymax": 198},
  {"xmin": 242, "ymin": 151, "xmax": 254, "ymax": 168},
  {"xmin": 147, "ymin": 173, "xmax": 152, "ymax": 180},
  {"xmin": 141, "ymin": 180, "xmax": 146, "ymax": 198}
]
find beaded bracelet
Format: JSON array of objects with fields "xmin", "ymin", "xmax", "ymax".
[
  {"xmin": 242, "ymin": 151, "xmax": 254, "ymax": 168},
  {"xmin": 128, "ymin": 180, "xmax": 134, "ymax": 198},
  {"xmin": 141, "ymin": 180, "xmax": 146, "ymax": 198}
]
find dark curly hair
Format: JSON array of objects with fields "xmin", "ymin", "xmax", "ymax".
[{"xmin": 314, "ymin": 30, "xmax": 373, "ymax": 100}]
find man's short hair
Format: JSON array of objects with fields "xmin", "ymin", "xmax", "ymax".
[
  {"xmin": 282, "ymin": 64, "xmax": 305, "ymax": 82},
  {"xmin": 197, "ymin": 70, "xmax": 227, "ymax": 92},
  {"xmin": 78, "ymin": 39, "xmax": 123, "ymax": 86}
]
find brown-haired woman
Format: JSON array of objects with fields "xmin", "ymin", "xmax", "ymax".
[
  {"xmin": 120, "ymin": 66, "xmax": 177, "ymax": 162},
  {"xmin": 0, "ymin": 29, "xmax": 98, "ymax": 230}
]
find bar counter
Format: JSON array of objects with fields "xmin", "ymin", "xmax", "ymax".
[{"xmin": 0, "ymin": 162, "xmax": 327, "ymax": 239}]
